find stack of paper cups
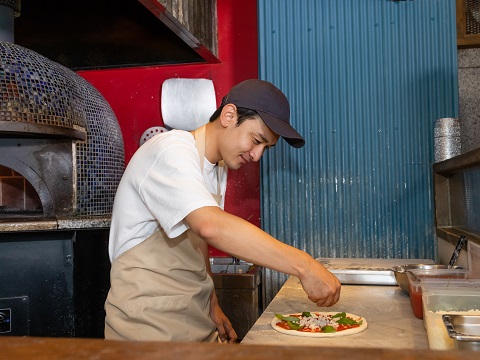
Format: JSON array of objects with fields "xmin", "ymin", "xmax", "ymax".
[{"xmin": 434, "ymin": 118, "xmax": 461, "ymax": 163}]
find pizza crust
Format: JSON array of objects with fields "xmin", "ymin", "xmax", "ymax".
[{"xmin": 271, "ymin": 312, "xmax": 367, "ymax": 338}]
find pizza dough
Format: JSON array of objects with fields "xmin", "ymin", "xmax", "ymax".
[{"xmin": 271, "ymin": 312, "xmax": 367, "ymax": 338}]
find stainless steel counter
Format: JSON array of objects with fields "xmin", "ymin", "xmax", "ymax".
[{"xmin": 242, "ymin": 258, "xmax": 433, "ymax": 349}]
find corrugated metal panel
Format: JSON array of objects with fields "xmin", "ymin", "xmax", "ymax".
[{"xmin": 258, "ymin": 0, "xmax": 459, "ymax": 306}]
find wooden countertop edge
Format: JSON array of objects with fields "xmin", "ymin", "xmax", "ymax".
[{"xmin": 0, "ymin": 337, "xmax": 476, "ymax": 360}]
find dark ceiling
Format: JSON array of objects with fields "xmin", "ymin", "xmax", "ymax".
[{"xmin": 14, "ymin": 0, "xmax": 204, "ymax": 70}]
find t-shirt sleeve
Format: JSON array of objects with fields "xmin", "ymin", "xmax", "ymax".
[{"xmin": 138, "ymin": 136, "xmax": 219, "ymax": 238}]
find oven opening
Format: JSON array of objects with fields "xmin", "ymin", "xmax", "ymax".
[{"xmin": 0, "ymin": 164, "xmax": 43, "ymax": 219}]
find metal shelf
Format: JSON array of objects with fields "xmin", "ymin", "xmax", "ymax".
[{"xmin": 434, "ymin": 147, "xmax": 480, "ymax": 247}]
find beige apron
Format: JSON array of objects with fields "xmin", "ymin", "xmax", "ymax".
[{"xmin": 105, "ymin": 125, "xmax": 222, "ymax": 342}]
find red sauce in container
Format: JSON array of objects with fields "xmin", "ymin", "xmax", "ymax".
[
  {"xmin": 409, "ymin": 288, "xmax": 424, "ymax": 319},
  {"xmin": 407, "ymin": 271, "xmax": 469, "ymax": 320}
]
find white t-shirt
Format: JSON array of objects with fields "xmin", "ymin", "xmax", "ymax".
[{"xmin": 108, "ymin": 129, "xmax": 227, "ymax": 261}]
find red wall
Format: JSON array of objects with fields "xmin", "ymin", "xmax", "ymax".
[{"xmin": 77, "ymin": 0, "xmax": 260, "ymax": 257}]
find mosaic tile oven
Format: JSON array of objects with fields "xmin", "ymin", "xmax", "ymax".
[
  {"xmin": 0, "ymin": 41, "xmax": 124, "ymax": 221},
  {"xmin": 0, "ymin": 0, "xmax": 124, "ymax": 337}
]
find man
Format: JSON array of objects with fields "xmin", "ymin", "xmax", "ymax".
[{"xmin": 105, "ymin": 79, "xmax": 341, "ymax": 343}]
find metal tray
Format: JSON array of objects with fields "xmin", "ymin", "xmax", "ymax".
[
  {"xmin": 317, "ymin": 258, "xmax": 435, "ymax": 286},
  {"xmin": 443, "ymin": 314, "xmax": 480, "ymax": 351},
  {"xmin": 330, "ymin": 269, "xmax": 396, "ymax": 285}
]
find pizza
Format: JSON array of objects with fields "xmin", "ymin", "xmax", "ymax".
[{"xmin": 271, "ymin": 311, "xmax": 367, "ymax": 337}]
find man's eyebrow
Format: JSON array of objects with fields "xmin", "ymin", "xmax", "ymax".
[{"xmin": 258, "ymin": 133, "xmax": 276, "ymax": 146}]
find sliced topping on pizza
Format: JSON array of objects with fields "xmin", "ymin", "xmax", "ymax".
[{"xmin": 274, "ymin": 311, "xmax": 363, "ymax": 333}]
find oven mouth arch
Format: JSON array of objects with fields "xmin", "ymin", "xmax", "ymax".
[
  {"xmin": 1, "ymin": 157, "xmax": 55, "ymax": 218},
  {"xmin": 0, "ymin": 137, "xmax": 75, "ymax": 218}
]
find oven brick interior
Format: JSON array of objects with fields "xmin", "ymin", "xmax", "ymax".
[{"xmin": 0, "ymin": 165, "xmax": 41, "ymax": 212}]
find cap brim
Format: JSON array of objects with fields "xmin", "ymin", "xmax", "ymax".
[{"xmin": 257, "ymin": 110, "xmax": 305, "ymax": 148}]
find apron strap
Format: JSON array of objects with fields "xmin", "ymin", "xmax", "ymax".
[
  {"xmin": 194, "ymin": 125, "xmax": 207, "ymax": 172},
  {"xmin": 194, "ymin": 125, "xmax": 223, "ymax": 200}
]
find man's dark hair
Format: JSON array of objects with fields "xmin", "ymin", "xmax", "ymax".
[{"xmin": 209, "ymin": 106, "xmax": 260, "ymax": 126}]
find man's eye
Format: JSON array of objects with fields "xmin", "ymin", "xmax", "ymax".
[{"xmin": 253, "ymin": 138, "xmax": 261, "ymax": 144}]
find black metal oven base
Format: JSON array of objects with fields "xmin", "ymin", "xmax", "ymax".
[{"xmin": 0, "ymin": 229, "xmax": 110, "ymax": 338}]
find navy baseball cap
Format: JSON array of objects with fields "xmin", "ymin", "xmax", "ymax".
[{"xmin": 221, "ymin": 79, "xmax": 305, "ymax": 148}]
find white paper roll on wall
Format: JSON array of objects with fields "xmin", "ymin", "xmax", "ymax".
[{"xmin": 161, "ymin": 78, "xmax": 217, "ymax": 131}]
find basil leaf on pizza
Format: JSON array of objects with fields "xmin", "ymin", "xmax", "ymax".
[
  {"xmin": 321, "ymin": 325, "xmax": 336, "ymax": 333},
  {"xmin": 271, "ymin": 311, "xmax": 367, "ymax": 337},
  {"xmin": 274, "ymin": 314, "xmax": 302, "ymax": 323}
]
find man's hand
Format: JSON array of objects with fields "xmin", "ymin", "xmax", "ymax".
[
  {"xmin": 189, "ymin": 207, "xmax": 340, "ymax": 310},
  {"xmin": 299, "ymin": 260, "xmax": 341, "ymax": 307},
  {"xmin": 209, "ymin": 291, "xmax": 237, "ymax": 343}
]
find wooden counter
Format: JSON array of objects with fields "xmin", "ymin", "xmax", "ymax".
[{"xmin": 0, "ymin": 336, "xmax": 477, "ymax": 360}]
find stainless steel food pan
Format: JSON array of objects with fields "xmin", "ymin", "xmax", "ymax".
[{"xmin": 443, "ymin": 314, "xmax": 480, "ymax": 351}]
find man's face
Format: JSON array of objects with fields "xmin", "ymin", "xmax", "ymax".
[{"xmin": 219, "ymin": 115, "xmax": 280, "ymax": 170}]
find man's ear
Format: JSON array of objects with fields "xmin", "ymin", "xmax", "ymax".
[{"xmin": 220, "ymin": 104, "xmax": 237, "ymax": 128}]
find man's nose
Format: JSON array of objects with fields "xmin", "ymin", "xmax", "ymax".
[{"xmin": 250, "ymin": 147, "xmax": 264, "ymax": 162}]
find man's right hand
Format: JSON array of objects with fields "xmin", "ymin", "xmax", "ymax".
[
  {"xmin": 299, "ymin": 260, "xmax": 341, "ymax": 307},
  {"xmin": 185, "ymin": 207, "xmax": 342, "ymax": 307}
]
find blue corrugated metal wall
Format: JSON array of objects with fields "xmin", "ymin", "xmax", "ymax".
[{"xmin": 258, "ymin": 0, "xmax": 459, "ymax": 305}]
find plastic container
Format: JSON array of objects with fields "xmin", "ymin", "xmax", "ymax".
[
  {"xmin": 406, "ymin": 269, "xmax": 469, "ymax": 319},
  {"xmin": 421, "ymin": 278, "xmax": 480, "ymax": 293},
  {"xmin": 420, "ymin": 279, "xmax": 480, "ymax": 328},
  {"xmin": 422, "ymin": 288, "xmax": 480, "ymax": 350}
]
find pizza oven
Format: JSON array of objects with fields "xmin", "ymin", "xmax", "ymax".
[
  {"xmin": 0, "ymin": 41, "xmax": 124, "ymax": 221},
  {"xmin": 0, "ymin": 0, "xmax": 124, "ymax": 338}
]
